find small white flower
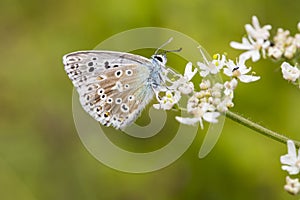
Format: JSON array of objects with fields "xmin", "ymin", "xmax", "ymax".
[
  {"xmin": 245, "ymin": 16, "xmax": 272, "ymax": 40},
  {"xmin": 212, "ymin": 54, "xmax": 227, "ymax": 70},
  {"xmin": 176, "ymin": 62, "xmax": 197, "ymax": 95},
  {"xmin": 224, "ymin": 78, "xmax": 238, "ymax": 97},
  {"xmin": 209, "ymin": 83, "xmax": 223, "ymax": 102},
  {"xmin": 153, "ymin": 90, "xmax": 181, "ymax": 110},
  {"xmin": 281, "ymin": 62, "xmax": 300, "ymax": 82},
  {"xmin": 271, "ymin": 28, "xmax": 299, "ymax": 59},
  {"xmin": 176, "ymin": 110, "xmax": 220, "ymax": 129},
  {"xmin": 274, "ymin": 28, "xmax": 290, "ymax": 45},
  {"xmin": 231, "ymin": 16, "xmax": 271, "ymax": 62},
  {"xmin": 199, "ymin": 79, "xmax": 211, "ymax": 90},
  {"xmin": 217, "ymin": 96, "xmax": 234, "ymax": 112},
  {"xmin": 212, "ymin": 82, "xmax": 224, "ymax": 90},
  {"xmin": 284, "ymin": 176, "xmax": 300, "ymax": 195},
  {"xmin": 268, "ymin": 46, "xmax": 283, "ymax": 59},
  {"xmin": 298, "ymin": 22, "xmax": 300, "ymax": 32},
  {"xmin": 230, "ymin": 37, "xmax": 270, "ymax": 62},
  {"xmin": 178, "ymin": 82, "xmax": 194, "ymax": 95},
  {"xmin": 223, "ymin": 57, "xmax": 260, "ymax": 83},
  {"xmin": 284, "ymin": 44, "xmax": 297, "ymax": 59},
  {"xmin": 197, "ymin": 61, "xmax": 220, "ymax": 77},
  {"xmin": 185, "ymin": 94, "xmax": 196, "ymax": 108},
  {"xmin": 197, "ymin": 46, "xmax": 222, "ymax": 77},
  {"xmin": 177, "ymin": 92, "xmax": 221, "ymax": 129},
  {"xmin": 280, "ymin": 140, "xmax": 300, "ymax": 175}
]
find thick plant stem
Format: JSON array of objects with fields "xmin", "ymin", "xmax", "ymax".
[{"xmin": 225, "ymin": 110, "xmax": 300, "ymax": 148}]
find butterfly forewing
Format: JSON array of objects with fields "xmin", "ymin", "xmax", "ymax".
[
  {"xmin": 64, "ymin": 51, "xmax": 153, "ymax": 87},
  {"xmin": 63, "ymin": 50, "xmax": 158, "ymax": 129}
]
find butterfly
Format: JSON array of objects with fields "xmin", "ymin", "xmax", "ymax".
[{"xmin": 63, "ymin": 39, "xmax": 181, "ymax": 130}]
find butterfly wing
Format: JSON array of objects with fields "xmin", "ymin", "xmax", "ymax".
[{"xmin": 63, "ymin": 51, "xmax": 156, "ymax": 129}]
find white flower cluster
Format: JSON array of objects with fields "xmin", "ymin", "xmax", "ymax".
[
  {"xmin": 154, "ymin": 48, "xmax": 260, "ymax": 129},
  {"xmin": 230, "ymin": 16, "xmax": 300, "ymax": 87},
  {"xmin": 176, "ymin": 79, "xmax": 228, "ymax": 129},
  {"xmin": 153, "ymin": 17, "xmax": 300, "ymax": 195},
  {"xmin": 230, "ymin": 16, "xmax": 271, "ymax": 62},
  {"xmin": 269, "ymin": 27, "xmax": 300, "ymax": 60},
  {"xmin": 280, "ymin": 140, "xmax": 300, "ymax": 195},
  {"xmin": 229, "ymin": 17, "xmax": 300, "ymax": 196},
  {"xmin": 154, "ymin": 16, "xmax": 299, "ymax": 130}
]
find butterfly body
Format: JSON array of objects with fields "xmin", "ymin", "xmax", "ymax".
[{"xmin": 63, "ymin": 50, "xmax": 167, "ymax": 129}]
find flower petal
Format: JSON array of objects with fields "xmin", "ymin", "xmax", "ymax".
[
  {"xmin": 200, "ymin": 70, "xmax": 209, "ymax": 77},
  {"xmin": 203, "ymin": 112, "xmax": 220, "ymax": 123},
  {"xmin": 281, "ymin": 154, "xmax": 296, "ymax": 166},
  {"xmin": 252, "ymin": 16, "xmax": 260, "ymax": 29},
  {"xmin": 287, "ymin": 140, "xmax": 297, "ymax": 159},
  {"xmin": 230, "ymin": 38, "xmax": 252, "ymax": 50},
  {"xmin": 184, "ymin": 62, "xmax": 197, "ymax": 81},
  {"xmin": 239, "ymin": 50, "xmax": 260, "ymax": 62},
  {"xmin": 175, "ymin": 116, "xmax": 199, "ymax": 125},
  {"xmin": 197, "ymin": 62, "xmax": 208, "ymax": 70},
  {"xmin": 238, "ymin": 75, "xmax": 260, "ymax": 83},
  {"xmin": 282, "ymin": 165, "xmax": 300, "ymax": 175},
  {"xmin": 223, "ymin": 68, "xmax": 233, "ymax": 77}
]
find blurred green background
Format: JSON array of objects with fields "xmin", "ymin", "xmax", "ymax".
[{"xmin": 1, "ymin": 0, "xmax": 300, "ymax": 199}]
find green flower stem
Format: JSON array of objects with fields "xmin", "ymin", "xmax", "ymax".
[{"xmin": 225, "ymin": 110, "xmax": 300, "ymax": 148}]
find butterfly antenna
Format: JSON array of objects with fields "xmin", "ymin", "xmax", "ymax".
[
  {"xmin": 154, "ymin": 37, "xmax": 174, "ymax": 55},
  {"xmin": 164, "ymin": 47, "xmax": 182, "ymax": 54}
]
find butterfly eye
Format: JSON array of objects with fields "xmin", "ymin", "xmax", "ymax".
[
  {"xmin": 153, "ymin": 55, "xmax": 167, "ymax": 65},
  {"xmin": 154, "ymin": 55, "xmax": 163, "ymax": 62}
]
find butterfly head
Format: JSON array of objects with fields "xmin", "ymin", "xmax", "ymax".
[
  {"xmin": 151, "ymin": 37, "xmax": 182, "ymax": 66},
  {"xmin": 151, "ymin": 47, "xmax": 182, "ymax": 66}
]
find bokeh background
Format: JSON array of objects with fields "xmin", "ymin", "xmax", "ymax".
[{"xmin": 1, "ymin": 0, "xmax": 300, "ymax": 199}]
